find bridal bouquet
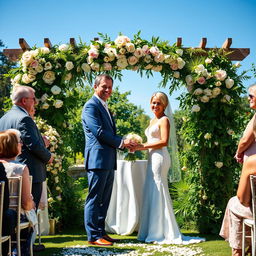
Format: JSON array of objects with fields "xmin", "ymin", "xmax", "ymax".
[
  {"xmin": 125, "ymin": 133, "xmax": 143, "ymax": 144},
  {"xmin": 124, "ymin": 133, "xmax": 143, "ymax": 161}
]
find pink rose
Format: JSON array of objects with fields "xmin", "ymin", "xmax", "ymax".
[{"xmin": 197, "ymin": 77, "xmax": 206, "ymax": 85}]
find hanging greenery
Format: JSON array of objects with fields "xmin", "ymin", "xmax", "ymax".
[{"xmin": 8, "ymin": 31, "xmax": 248, "ymax": 233}]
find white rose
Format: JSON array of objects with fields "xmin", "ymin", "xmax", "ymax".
[
  {"xmin": 176, "ymin": 49, "xmax": 183, "ymax": 56},
  {"xmin": 21, "ymin": 51, "xmax": 34, "ymax": 66},
  {"xmin": 215, "ymin": 69, "xmax": 227, "ymax": 81},
  {"xmin": 128, "ymin": 56, "xmax": 138, "ymax": 66},
  {"xmin": 212, "ymin": 88, "xmax": 221, "ymax": 97},
  {"xmin": 21, "ymin": 74, "xmax": 36, "ymax": 84},
  {"xmin": 28, "ymin": 68, "xmax": 37, "ymax": 75},
  {"xmin": 193, "ymin": 88, "xmax": 203, "ymax": 95},
  {"xmin": 44, "ymin": 62, "xmax": 52, "ymax": 70},
  {"xmin": 154, "ymin": 53, "xmax": 165, "ymax": 63},
  {"xmin": 81, "ymin": 63, "xmax": 91, "ymax": 72},
  {"xmin": 149, "ymin": 46, "xmax": 160, "ymax": 56},
  {"xmin": 194, "ymin": 64, "xmax": 206, "ymax": 75},
  {"xmin": 215, "ymin": 162, "xmax": 223, "ymax": 168},
  {"xmin": 40, "ymin": 47, "xmax": 50, "ymax": 54},
  {"xmin": 41, "ymin": 103, "xmax": 49, "ymax": 109},
  {"xmin": 227, "ymin": 129, "xmax": 234, "ymax": 135},
  {"xmin": 144, "ymin": 64, "xmax": 153, "ymax": 70},
  {"xmin": 54, "ymin": 177, "xmax": 59, "ymax": 183},
  {"xmin": 119, "ymin": 48, "xmax": 126, "ymax": 55},
  {"xmin": 177, "ymin": 57, "xmax": 185, "ymax": 69},
  {"xmin": 35, "ymin": 64, "xmax": 44, "ymax": 73},
  {"xmin": 205, "ymin": 58, "xmax": 212, "ymax": 64},
  {"xmin": 214, "ymin": 141, "xmax": 219, "ymax": 146},
  {"xmin": 30, "ymin": 49, "xmax": 39, "ymax": 57},
  {"xmin": 103, "ymin": 63, "xmax": 112, "ymax": 71},
  {"xmin": 56, "ymin": 186, "xmax": 61, "ymax": 191},
  {"xmin": 90, "ymin": 62, "xmax": 100, "ymax": 71},
  {"xmin": 192, "ymin": 105, "xmax": 200, "ymax": 112},
  {"xmin": 65, "ymin": 61, "xmax": 74, "ymax": 71},
  {"xmin": 185, "ymin": 75, "xmax": 194, "ymax": 86},
  {"xmin": 142, "ymin": 45, "xmax": 150, "ymax": 54},
  {"xmin": 144, "ymin": 55, "xmax": 152, "ymax": 63},
  {"xmin": 204, "ymin": 133, "xmax": 212, "ymax": 140},
  {"xmin": 152, "ymin": 65, "xmax": 162, "ymax": 72},
  {"xmin": 64, "ymin": 73, "xmax": 72, "ymax": 81},
  {"xmin": 116, "ymin": 57, "xmax": 128, "ymax": 69},
  {"xmin": 173, "ymin": 71, "xmax": 180, "ymax": 78},
  {"xmin": 43, "ymin": 71, "xmax": 56, "ymax": 84},
  {"xmin": 58, "ymin": 44, "xmax": 69, "ymax": 51},
  {"xmin": 201, "ymin": 95, "xmax": 210, "ymax": 103},
  {"xmin": 125, "ymin": 43, "xmax": 135, "ymax": 53},
  {"xmin": 203, "ymin": 88, "xmax": 212, "ymax": 96},
  {"xmin": 51, "ymin": 85, "xmax": 61, "ymax": 95},
  {"xmin": 221, "ymin": 94, "xmax": 231, "ymax": 103},
  {"xmin": 54, "ymin": 100, "xmax": 63, "ymax": 109},
  {"xmin": 114, "ymin": 35, "xmax": 131, "ymax": 47},
  {"xmin": 41, "ymin": 93, "xmax": 49, "ymax": 102},
  {"xmin": 181, "ymin": 166, "xmax": 187, "ymax": 171},
  {"xmin": 215, "ymin": 81, "xmax": 222, "ymax": 87},
  {"xmin": 56, "ymin": 195, "xmax": 62, "ymax": 201},
  {"xmin": 48, "ymin": 197, "xmax": 54, "ymax": 203},
  {"xmin": 225, "ymin": 78, "xmax": 234, "ymax": 89},
  {"xmin": 134, "ymin": 48, "xmax": 144, "ymax": 58}
]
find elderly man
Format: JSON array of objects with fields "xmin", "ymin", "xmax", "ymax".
[{"xmin": 0, "ymin": 85, "xmax": 53, "ymax": 209}]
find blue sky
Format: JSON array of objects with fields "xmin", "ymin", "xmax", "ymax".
[{"xmin": 0, "ymin": 0, "xmax": 255, "ymax": 117}]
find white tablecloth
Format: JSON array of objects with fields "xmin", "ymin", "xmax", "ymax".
[{"xmin": 105, "ymin": 160, "xmax": 148, "ymax": 235}]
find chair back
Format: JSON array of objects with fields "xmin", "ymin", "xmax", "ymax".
[
  {"xmin": 250, "ymin": 175, "xmax": 256, "ymax": 223},
  {"xmin": 0, "ymin": 181, "xmax": 5, "ymax": 238},
  {"xmin": 8, "ymin": 176, "xmax": 22, "ymax": 228}
]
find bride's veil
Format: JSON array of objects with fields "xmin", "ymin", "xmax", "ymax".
[{"xmin": 165, "ymin": 100, "xmax": 181, "ymax": 183}]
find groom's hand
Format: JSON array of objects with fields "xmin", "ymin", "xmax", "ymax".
[{"xmin": 123, "ymin": 139, "xmax": 138, "ymax": 149}]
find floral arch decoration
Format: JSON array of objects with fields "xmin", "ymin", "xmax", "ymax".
[{"xmin": 8, "ymin": 32, "xmax": 249, "ymax": 232}]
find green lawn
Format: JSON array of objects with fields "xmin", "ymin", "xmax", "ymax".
[{"xmin": 35, "ymin": 228, "xmax": 231, "ymax": 256}]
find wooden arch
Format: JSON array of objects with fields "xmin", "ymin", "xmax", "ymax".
[{"xmin": 3, "ymin": 37, "xmax": 250, "ymax": 62}]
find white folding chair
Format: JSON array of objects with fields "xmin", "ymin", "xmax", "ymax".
[
  {"xmin": 8, "ymin": 176, "xmax": 33, "ymax": 256},
  {"xmin": 0, "ymin": 181, "xmax": 11, "ymax": 256},
  {"xmin": 242, "ymin": 175, "xmax": 256, "ymax": 256}
]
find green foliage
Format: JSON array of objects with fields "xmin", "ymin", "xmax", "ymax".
[{"xmin": 0, "ymin": 40, "xmax": 16, "ymax": 117}]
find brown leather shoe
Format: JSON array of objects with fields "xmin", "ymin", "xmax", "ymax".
[
  {"xmin": 88, "ymin": 238, "xmax": 113, "ymax": 246},
  {"xmin": 103, "ymin": 234, "xmax": 120, "ymax": 243}
]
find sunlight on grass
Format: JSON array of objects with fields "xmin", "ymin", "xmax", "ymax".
[{"xmin": 35, "ymin": 229, "xmax": 231, "ymax": 256}]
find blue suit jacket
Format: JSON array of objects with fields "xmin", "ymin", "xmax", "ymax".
[
  {"xmin": 82, "ymin": 96, "xmax": 122, "ymax": 171},
  {"xmin": 0, "ymin": 105, "xmax": 51, "ymax": 183}
]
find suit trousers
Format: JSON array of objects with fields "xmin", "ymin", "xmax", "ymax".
[
  {"xmin": 32, "ymin": 182, "xmax": 43, "ymax": 209},
  {"xmin": 84, "ymin": 169, "xmax": 114, "ymax": 241}
]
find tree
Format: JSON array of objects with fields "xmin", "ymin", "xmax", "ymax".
[{"xmin": 0, "ymin": 40, "xmax": 16, "ymax": 116}]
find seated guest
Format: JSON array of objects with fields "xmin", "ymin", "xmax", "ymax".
[
  {"xmin": 0, "ymin": 129, "xmax": 35, "ymax": 255},
  {"xmin": 219, "ymin": 118, "xmax": 256, "ymax": 256},
  {"xmin": 0, "ymin": 162, "xmax": 17, "ymax": 256},
  {"xmin": 0, "ymin": 129, "xmax": 34, "ymax": 211}
]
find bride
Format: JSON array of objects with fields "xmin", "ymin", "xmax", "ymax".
[{"xmin": 134, "ymin": 91, "xmax": 204, "ymax": 244}]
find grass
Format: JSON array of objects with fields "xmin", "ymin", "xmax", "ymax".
[{"xmin": 34, "ymin": 228, "xmax": 231, "ymax": 256}]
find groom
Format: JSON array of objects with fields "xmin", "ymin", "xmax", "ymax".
[{"xmin": 82, "ymin": 74, "xmax": 135, "ymax": 246}]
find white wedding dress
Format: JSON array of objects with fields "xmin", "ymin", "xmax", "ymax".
[{"xmin": 137, "ymin": 117, "xmax": 205, "ymax": 244}]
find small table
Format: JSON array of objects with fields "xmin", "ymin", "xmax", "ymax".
[{"xmin": 105, "ymin": 160, "xmax": 148, "ymax": 235}]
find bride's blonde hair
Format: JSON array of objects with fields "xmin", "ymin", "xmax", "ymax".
[{"xmin": 150, "ymin": 92, "xmax": 169, "ymax": 109}]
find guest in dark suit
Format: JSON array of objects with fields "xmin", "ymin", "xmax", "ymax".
[
  {"xmin": 0, "ymin": 86, "xmax": 53, "ymax": 209},
  {"xmin": 82, "ymin": 74, "xmax": 136, "ymax": 246}
]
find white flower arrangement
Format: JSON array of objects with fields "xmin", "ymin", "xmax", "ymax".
[{"xmin": 125, "ymin": 133, "xmax": 143, "ymax": 144}]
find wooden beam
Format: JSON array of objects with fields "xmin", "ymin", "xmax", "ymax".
[
  {"xmin": 19, "ymin": 38, "xmax": 30, "ymax": 51},
  {"xmin": 176, "ymin": 37, "xmax": 182, "ymax": 47},
  {"xmin": 3, "ymin": 49, "xmax": 23, "ymax": 62},
  {"xmin": 44, "ymin": 38, "xmax": 52, "ymax": 48},
  {"xmin": 222, "ymin": 38, "xmax": 232, "ymax": 49},
  {"xmin": 70, "ymin": 38, "xmax": 77, "ymax": 47},
  {"xmin": 199, "ymin": 38, "xmax": 207, "ymax": 49}
]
